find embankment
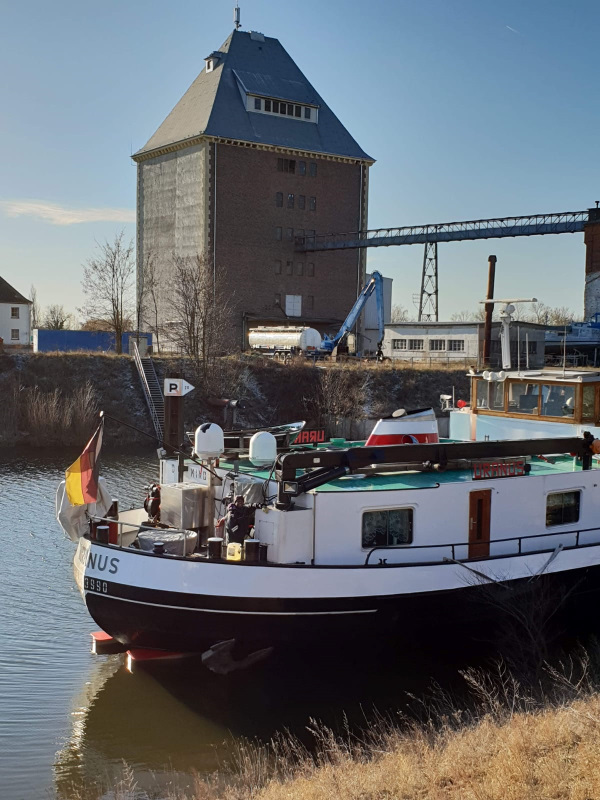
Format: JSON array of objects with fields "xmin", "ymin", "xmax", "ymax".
[{"xmin": 0, "ymin": 352, "xmax": 470, "ymax": 448}]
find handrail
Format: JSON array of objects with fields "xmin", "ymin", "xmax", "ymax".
[
  {"xmin": 132, "ymin": 341, "xmax": 163, "ymax": 440},
  {"xmin": 364, "ymin": 525, "xmax": 600, "ymax": 565}
]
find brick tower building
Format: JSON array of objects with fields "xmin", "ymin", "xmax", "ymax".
[{"xmin": 133, "ymin": 27, "xmax": 373, "ymax": 349}]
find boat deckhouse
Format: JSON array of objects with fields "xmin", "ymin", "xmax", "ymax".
[{"xmin": 450, "ymin": 368, "xmax": 600, "ymax": 441}]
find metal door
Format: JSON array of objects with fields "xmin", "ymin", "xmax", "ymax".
[{"xmin": 468, "ymin": 489, "xmax": 491, "ymax": 558}]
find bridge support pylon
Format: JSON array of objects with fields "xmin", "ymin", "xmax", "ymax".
[{"xmin": 418, "ymin": 242, "xmax": 438, "ymax": 321}]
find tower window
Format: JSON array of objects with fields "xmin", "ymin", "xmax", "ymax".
[
  {"xmin": 286, "ymin": 261, "xmax": 293, "ymax": 275},
  {"xmin": 277, "ymin": 158, "xmax": 296, "ymax": 174},
  {"xmin": 275, "ymin": 227, "xmax": 282, "ymax": 240},
  {"xmin": 307, "ymin": 263, "xmax": 315, "ymax": 277},
  {"xmin": 295, "ymin": 105, "xmax": 302, "ymax": 117},
  {"xmin": 285, "ymin": 227, "xmax": 294, "ymax": 241},
  {"xmin": 309, "ymin": 162, "xmax": 317, "ymax": 177},
  {"xmin": 275, "ymin": 192, "xmax": 283, "ymax": 207},
  {"xmin": 298, "ymin": 195, "xmax": 306, "ymax": 210},
  {"xmin": 275, "ymin": 260, "xmax": 282, "ymax": 274},
  {"xmin": 309, "ymin": 196, "xmax": 317, "ymax": 211},
  {"xmin": 254, "ymin": 97, "xmax": 262, "ymax": 110},
  {"xmin": 273, "ymin": 100, "xmax": 280, "ymax": 113},
  {"xmin": 265, "ymin": 99, "xmax": 271, "ymax": 112},
  {"xmin": 296, "ymin": 262, "xmax": 304, "ymax": 276},
  {"xmin": 304, "ymin": 107, "xmax": 311, "ymax": 120},
  {"xmin": 287, "ymin": 193, "xmax": 294, "ymax": 209},
  {"xmin": 275, "ymin": 293, "xmax": 281, "ymax": 306},
  {"xmin": 298, "ymin": 161, "xmax": 306, "ymax": 176}
]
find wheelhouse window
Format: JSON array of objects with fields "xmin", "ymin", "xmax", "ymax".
[
  {"xmin": 546, "ymin": 491, "xmax": 580, "ymax": 527},
  {"xmin": 362, "ymin": 509, "xmax": 413, "ymax": 547},
  {"xmin": 582, "ymin": 385, "xmax": 595, "ymax": 422},
  {"xmin": 508, "ymin": 382, "xmax": 539, "ymax": 415},
  {"xmin": 476, "ymin": 379, "xmax": 504, "ymax": 411},
  {"xmin": 541, "ymin": 385, "xmax": 575, "ymax": 417}
]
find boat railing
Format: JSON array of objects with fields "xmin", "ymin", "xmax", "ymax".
[
  {"xmin": 364, "ymin": 525, "xmax": 600, "ymax": 566},
  {"xmin": 89, "ymin": 515, "xmax": 198, "ymax": 556}
]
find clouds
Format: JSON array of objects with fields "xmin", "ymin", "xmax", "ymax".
[{"xmin": 0, "ymin": 200, "xmax": 135, "ymax": 226}]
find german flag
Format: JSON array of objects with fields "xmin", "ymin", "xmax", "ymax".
[{"xmin": 65, "ymin": 419, "xmax": 104, "ymax": 506}]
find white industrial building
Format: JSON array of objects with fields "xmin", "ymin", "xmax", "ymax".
[
  {"xmin": 383, "ymin": 321, "xmax": 546, "ymax": 369},
  {"xmin": 0, "ymin": 276, "xmax": 31, "ymax": 349}
]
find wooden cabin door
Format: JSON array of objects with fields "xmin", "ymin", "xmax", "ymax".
[{"xmin": 468, "ymin": 490, "xmax": 491, "ymax": 558}]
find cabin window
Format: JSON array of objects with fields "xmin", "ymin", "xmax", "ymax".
[
  {"xmin": 476, "ymin": 379, "xmax": 504, "ymax": 411},
  {"xmin": 362, "ymin": 509, "xmax": 413, "ymax": 547},
  {"xmin": 582, "ymin": 385, "xmax": 595, "ymax": 422},
  {"xmin": 508, "ymin": 382, "xmax": 539, "ymax": 415},
  {"xmin": 546, "ymin": 491, "xmax": 580, "ymax": 527},
  {"xmin": 541, "ymin": 385, "xmax": 575, "ymax": 417}
]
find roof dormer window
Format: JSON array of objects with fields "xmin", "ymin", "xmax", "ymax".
[
  {"xmin": 205, "ymin": 51, "xmax": 221, "ymax": 73},
  {"xmin": 246, "ymin": 94, "xmax": 318, "ymax": 123}
]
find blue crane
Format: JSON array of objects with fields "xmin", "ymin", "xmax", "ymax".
[{"xmin": 320, "ymin": 271, "xmax": 385, "ymax": 360}]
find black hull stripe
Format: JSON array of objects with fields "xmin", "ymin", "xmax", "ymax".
[{"xmin": 85, "ymin": 590, "xmax": 377, "ymax": 616}]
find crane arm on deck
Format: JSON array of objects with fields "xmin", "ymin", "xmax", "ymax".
[{"xmin": 320, "ymin": 271, "xmax": 385, "ymax": 358}]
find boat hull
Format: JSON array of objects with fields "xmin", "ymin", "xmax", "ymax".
[{"xmin": 75, "ymin": 538, "xmax": 600, "ymax": 653}]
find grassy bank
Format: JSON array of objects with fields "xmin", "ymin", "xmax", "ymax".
[{"xmin": 0, "ymin": 351, "xmax": 470, "ymax": 447}]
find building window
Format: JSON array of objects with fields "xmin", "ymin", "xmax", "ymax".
[
  {"xmin": 11, "ymin": 307, "xmax": 19, "ymax": 319},
  {"xmin": 295, "ymin": 105, "xmax": 302, "ymax": 118},
  {"xmin": 298, "ymin": 161, "xmax": 306, "ymax": 176},
  {"xmin": 287, "ymin": 193, "xmax": 294, "ymax": 209},
  {"xmin": 273, "ymin": 100, "xmax": 279, "ymax": 113},
  {"xmin": 286, "ymin": 295, "xmax": 302, "ymax": 317},
  {"xmin": 277, "ymin": 158, "xmax": 296, "ymax": 173},
  {"xmin": 298, "ymin": 195, "xmax": 306, "ymax": 210},
  {"xmin": 546, "ymin": 491, "xmax": 580, "ymax": 527},
  {"xmin": 253, "ymin": 96, "xmax": 316, "ymax": 122},
  {"xmin": 254, "ymin": 97, "xmax": 262, "ymax": 110},
  {"xmin": 274, "ymin": 260, "xmax": 282, "ymax": 275},
  {"xmin": 309, "ymin": 161, "xmax": 317, "ymax": 177},
  {"xmin": 304, "ymin": 107, "xmax": 311, "ymax": 120},
  {"xmin": 275, "ymin": 192, "xmax": 283, "ymax": 207},
  {"xmin": 285, "ymin": 227, "xmax": 294, "ymax": 241},
  {"xmin": 392, "ymin": 339, "xmax": 407, "ymax": 350},
  {"xmin": 275, "ymin": 227, "xmax": 282, "ymax": 241},
  {"xmin": 307, "ymin": 262, "xmax": 315, "ymax": 277},
  {"xmin": 362, "ymin": 509, "xmax": 413, "ymax": 548},
  {"xmin": 447, "ymin": 339, "xmax": 464, "ymax": 352},
  {"xmin": 429, "ymin": 339, "xmax": 445, "ymax": 351},
  {"xmin": 11, "ymin": 329, "xmax": 19, "ymax": 340},
  {"xmin": 265, "ymin": 99, "xmax": 272, "ymax": 112},
  {"xmin": 306, "ymin": 295, "xmax": 314, "ymax": 311},
  {"xmin": 306, "ymin": 229, "xmax": 315, "ymax": 237},
  {"xmin": 296, "ymin": 262, "xmax": 304, "ymax": 276},
  {"xmin": 275, "ymin": 293, "xmax": 281, "ymax": 306},
  {"xmin": 309, "ymin": 196, "xmax": 317, "ymax": 211},
  {"xmin": 287, "ymin": 103, "xmax": 294, "ymax": 115},
  {"xmin": 408, "ymin": 339, "xmax": 424, "ymax": 350},
  {"xmin": 286, "ymin": 261, "xmax": 293, "ymax": 275}
]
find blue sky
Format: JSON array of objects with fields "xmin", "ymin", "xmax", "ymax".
[{"xmin": 1, "ymin": 0, "xmax": 598, "ymax": 319}]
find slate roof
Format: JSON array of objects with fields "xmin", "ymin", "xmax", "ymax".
[
  {"xmin": 134, "ymin": 30, "xmax": 372, "ymax": 162},
  {"xmin": 0, "ymin": 276, "xmax": 31, "ymax": 305}
]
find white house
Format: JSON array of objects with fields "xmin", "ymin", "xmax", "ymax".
[
  {"xmin": 0, "ymin": 276, "xmax": 32, "ymax": 348},
  {"xmin": 383, "ymin": 321, "xmax": 546, "ymax": 369}
]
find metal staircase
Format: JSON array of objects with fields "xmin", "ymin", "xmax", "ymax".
[{"xmin": 132, "ymin": 342, "xmax": 164, "ymax": 441}]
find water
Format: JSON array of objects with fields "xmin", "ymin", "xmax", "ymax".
[{"xmin": 0, "ymin": 449, "xmax": 475, "ymax": 800}]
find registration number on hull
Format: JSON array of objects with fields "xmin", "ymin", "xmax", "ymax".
[{"xmin": 84, "ymin": 576, "xmax": 109, "ymax": 594}]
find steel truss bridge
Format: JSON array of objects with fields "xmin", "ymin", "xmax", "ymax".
[{"xmin": 296, "ymin": 209, "xmax": 598, "ymax": 321}]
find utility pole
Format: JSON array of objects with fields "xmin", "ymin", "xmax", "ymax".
[{"xmin": 482, "ymin": 255, "xmax": 497, "ymax": 367}]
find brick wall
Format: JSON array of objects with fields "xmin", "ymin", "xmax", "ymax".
[{"xmin": 213, "ymin": 144, "xmax": 367, "ymax": 347}]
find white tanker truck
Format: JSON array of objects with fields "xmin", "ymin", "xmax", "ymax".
[{"xmin": 248, "ymin": 326, "xmax": 322, "ymax": 361}]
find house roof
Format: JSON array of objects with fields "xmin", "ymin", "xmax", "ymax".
[
  {"xmin": 134, "ymin": 30, "xmax": 373, "ymax": 162},
  {"xmin": 0, "ymin": 276, "xmax": 31, "ymax": 305}
]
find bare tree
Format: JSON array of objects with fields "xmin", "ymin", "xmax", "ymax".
[
  {"xmin": 79, "ymin": 231, "xmax": 135, "ymax": 354},
  {"xmin": 390, "ymin": 304, "xmax": 411, "ymax": 323},
  {"xmin": 43, "ymin": 304, "xmax": 76, "ymax": 330},
  {"xmin": 548, "ymin": 306, "xmax": 575, "ymax": 326},
  {"xmin": 137, "ymin": 251, "xmax": 163, "ymax": 353},
  {"xmin": 450, "ymin": 309, "xmax": 476, "ymax": 322},
  {"xmin": 29, "ymin": 285, "xmax": 40, "ymax": 329},
  {"xmin": 167, "ymin": 255, "xmax": 233, "ymax": 377}
]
